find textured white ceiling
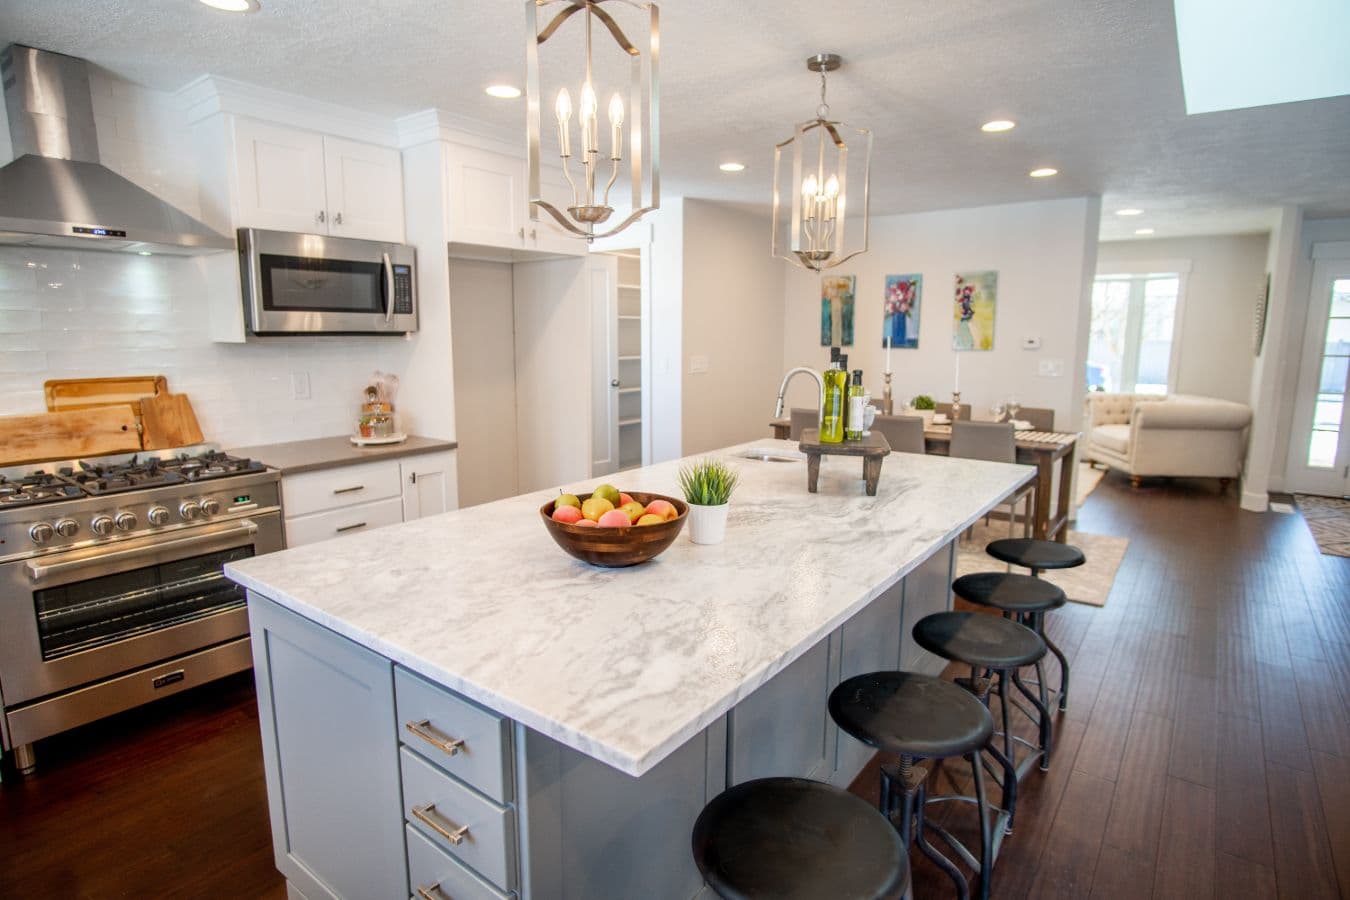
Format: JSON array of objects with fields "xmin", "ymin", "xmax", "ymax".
[{"xmin": 1, "ymin": 0, "xmax": 1347, "ymax": 242}]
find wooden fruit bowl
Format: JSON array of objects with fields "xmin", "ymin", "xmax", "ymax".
[{"xmin": 540, "ymin": 492, "xmax": 688, "ymax": 568}]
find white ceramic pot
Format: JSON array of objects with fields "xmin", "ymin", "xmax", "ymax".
[{"xmin": 687, "ymin": 502, "xmax": 730, "ymax": 545}]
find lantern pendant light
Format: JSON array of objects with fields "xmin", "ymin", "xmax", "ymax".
[
  {"xmin": 771, "ymin": 53, "xmax": 872, "ymax": 271},
  {"xmin": 525, "ymin": 0, "xmax": 660, "ymax": 242}
]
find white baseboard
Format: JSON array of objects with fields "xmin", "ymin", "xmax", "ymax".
[{"xmin": 1240, "ymin": 490, "xmax": 1269, "ymax": 512}]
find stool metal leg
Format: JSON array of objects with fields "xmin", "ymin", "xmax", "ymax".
[
  {"xmin": 913, "ymin": 779, "xmax": 969, "ymax": 900},
  {"xmin": 1011, "ymin": 668, "xmax": 1053, "ymax": 771},
  {"xmin": 1044, "ymin": 629, "xmax": 1070, "ymax": 712},
  {"xmin": 971, "ymin": 751, "xmax": 993, "ymax": 900}
]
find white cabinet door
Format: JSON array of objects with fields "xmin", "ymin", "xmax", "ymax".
[
  {"xmin": 234, "ymin": 119, "xmax": 329, "ymax": 234},
  {"xmin": 528, "ymin": 169, "xmax": 587, "ymax": 257},
  {"xmin": 448, "ymin": 146, "xmax": 524, "ymax": 250},
  {"xmin": 323, "ymin": 136, "xmax": 405, "ymax": 243},
  {"xmin": 401, "ymin": 451, "xmax": 458, "ymax": 520}
]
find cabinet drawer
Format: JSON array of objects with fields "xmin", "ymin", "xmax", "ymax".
[
  {"xmin": 396, "ymin": 666, "xmax": 512, "ymax": 802},
  {"xmin": 406, "ymin": 824, "xmax": 511, "ymax": 900},
  {"xmin": 284, "ymin": 496, "xmax": 403, "ymax": 548},
  {"xmin": 282, "ymin": 460, "xmax": 402, "ymax": 517},
  {"xmin": 402, "ymin": 748, "xmax": 517, "ymax": 890}
]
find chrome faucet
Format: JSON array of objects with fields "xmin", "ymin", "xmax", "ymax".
[{"xmin": 774, "ymin": 366, "xmax": 825, "ymax": 429}]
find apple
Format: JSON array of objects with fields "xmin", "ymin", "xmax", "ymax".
[
  {"xmin": 555, "ymin": 493, "xmax": 581, "ymax": 510},
  {"xmin": 597, "ymin": 509, "xmax": 631, "ymax": 528},
  {"xmin": 645, "ymin": 499, "xmax": 678, "ymax": 521},
  {"xmin": 581, "ymin": 497, "xmax": 614, "ymax": 522},
  {"xmin": 592, "ymin": 483, "xmax": 621, "ymax": 506},
  {"xmin": 574, "ymin": 519, "xmax": 597, "ymax": 528},
  {"xmin": 619, "ymin": 492, "xmax": 635, "ymax": 506},
  {"xmin": 619, "ymin": 501, "xmax": 647, "ymax": 523},
  {"xmin": 551, "ymin": 505, "xmax": 584, "ymax": 524},
  {"xmin": 637, "ymin": 513, "xmax": 665, "ymax": 526}
]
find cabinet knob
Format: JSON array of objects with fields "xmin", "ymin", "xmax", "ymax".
[
  {"xmin": 316, "ymin": 210, "xmax": 326, "ymax": 224},
  {"xmin": 334, "ymin": 212, "xmax": 343, "ymax": 225},
  {"xmin": 518, "ymin": 226, "xmax": 525, "ymax": 240},
  {"xmin": 611, "ymin": 379, "xmax": 620, "ymax": 387},
  {"xmin": 530, "ymin": 228, "xmax": 537, "ymax": 240}
]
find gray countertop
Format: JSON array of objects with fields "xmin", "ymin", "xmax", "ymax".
[{"xmin": 227, "ymin": 434, "xmax": 457, "ymax": 475}]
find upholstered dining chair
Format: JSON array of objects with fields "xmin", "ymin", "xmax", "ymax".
[
  {"xmin": 951, "ymin": 421, "xmax": 1033, "ymax": 537},
  {"xmin": 871, "ymin": 415, "xmax": 927, "ymax": 454},
  {"xmin": 936, "ymin": 402, "xmax": 973, "ymax": 421},
  {"xmin": 1009, "ymin": 406, "xmax": 1054, "ymax": 431}
]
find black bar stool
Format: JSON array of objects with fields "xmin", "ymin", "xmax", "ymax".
[
  {"xmin": 912, "ymin": 611, "xmax": 1052, "ymax": 782},
  {"xmin": 829, "ymin": 671, "xmax": 1014, "ymax": 900},
  {"xmin": 984, "ymin": 538, "xmax": 1085, "ymax": 711},
  {"xmin": 953, "ymin": 572, "xmax": 1067, "ymax": 719},
  {"xmin": 692, "ymin": 776, "xmax": 911, "ymax": 900}
]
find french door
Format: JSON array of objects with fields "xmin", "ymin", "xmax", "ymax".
[{"xmin": 1286, "ymin": 249, "xmax": 1350, "ymax": 497}]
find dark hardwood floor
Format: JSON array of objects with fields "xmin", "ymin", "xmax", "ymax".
[{"xmin": 1, "ymin": 471, "xmax": 1346, "ymax": 899}]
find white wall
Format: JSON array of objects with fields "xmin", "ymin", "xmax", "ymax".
[
  {"xmin": 680, "ymin": 200, "xmax": 787, "ymax": 454},
  {"xmin": 780, "ymin": 197, "xmax": 1102, "ymax": 431},
  {"xmin": 647, "ymin": 201, "xmax": 685, "ymax": 461},
  {"xmin": 449, "ymin": 259, "xmax": 517, "ymax": 506},
  {"xmin": 1096, "ymin": 233, "xmax": 1271, "ymax": 404}
]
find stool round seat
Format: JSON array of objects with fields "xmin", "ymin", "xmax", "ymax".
[
  {"xmin": 692, "ymin": 777, "xmax": 910, "ymax": 900},
  {"xmin": 985, "ymin": 538, "xmax": 1085, "ymax": 570},
  {"xmin": 954, "ymin": 572, "xmax": 1067, "ymax": 612},
  {"xmin": 913, "ymin": 611, "xmax": 1046, "ymax": 669},
  {"xmin": 830, "ymin": 671, "xmax": 995, "ymax": 759}
]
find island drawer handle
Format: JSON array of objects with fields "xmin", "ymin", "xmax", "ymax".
[
  {"xmin": 412, "ymin": 803, "xmax": 470, "ymax": 845},
  {"xmin": 335, "ymin": 522, "xmax": 367, "ymax": 533},
  {"xmin": 405, "ymin": 719, "xmax": 465, "ymax": 756},
  {"xmin": 415, "ymin": 884, "xmax": 448, "ymax": 900},
  {"xmin": 333, "ymin": 485, "xmax": 365, "ymax": 495}
]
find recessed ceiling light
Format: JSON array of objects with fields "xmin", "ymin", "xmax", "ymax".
[
  {"xmin": 1115, "ymin": 208, "xmax": 1144, "ymax": 216},
  {"xmin": 138, "ymin": 250, "xmax": 153, "ymax": 256},
  {"xmin": 981, "ymin": 119, "xmax": 1016, "ymax": 133},
  {"xmin": 1028, "ymin": 167, "xmax": 1058, "ymax": 178},
  {"xmin": 485, "ymin": 85, "xmax": 522, "ymax": 99},
  {"xmin": 1134, "ymin": 228, "xmax": 1155, "ymax": 236},
  {"xmin": 199, "ymin": 0, "xmax": 260, "ymax": 11},
  {"xmin": 719, "ymin": 162, "xmax": 746, "ymax": 173}
]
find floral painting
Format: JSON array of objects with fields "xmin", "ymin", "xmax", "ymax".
[
  {"xmin": 954, "ymin": 270, "xmax": 997, "ymax": 351},
  {"xmin": 821, "ymin": 275, "xmax": 856, "ymax": 346},
  {"xmin": 883, "ymin": 274, "xmax": 921, "ymax": 349}
]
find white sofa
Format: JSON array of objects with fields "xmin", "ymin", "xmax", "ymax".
[{"xmin": 1082, "ymin": 393, "xmax": 1253, "ymax": 486}]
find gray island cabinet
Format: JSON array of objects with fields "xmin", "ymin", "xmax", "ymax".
[{"xmin": 227, "ymin": 439, "xmax": 1033, "ymax": 900}]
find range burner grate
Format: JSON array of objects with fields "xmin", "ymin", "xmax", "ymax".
[{"xmin": 0, "ymin": 472, "xmax": 84, "ymax": 508}]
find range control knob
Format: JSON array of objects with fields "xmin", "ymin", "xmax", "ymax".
[
  {"xmin": 54, "ymin": 519, "xmax": 79, "ymax": 537},
  {"xmin": 115, "ymin": 511, "xmax": 138, "ymax": 532},
  {"xmin": 29, "ymin": 522, "xmax": 54, "ymax": 544},
  {"xmin": 200, "ymin": 498, "xmax": 221, "ymax": 517},
  {"xmin": 179, "ymin": 501, "xmax": 202, "ymax": 521},
  {"xmin": 91, "ymin": 515, "xmax": 115, "ymax": 537},
  {"xmin": 147, "ymin": 506, "xmax": 170, "ymax": 527}
]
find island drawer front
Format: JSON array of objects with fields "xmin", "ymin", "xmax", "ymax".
[
  {"xmin": 406, "ymin": 824, "xmax": 513, "ymax": 900},
  {"xmin": 395, "ymin": 666, "xmax": 513, "ymax": 802},
  {"xmin": 401, "ymin": 747, "xmax": 517, "ymax": 890},
  {"xmin": 284, "ymin": 496, "xmax": 405, "ymax": 548},
  {"xmin": 282, "ymin": 460, "xmax": 402, "ymax": 517}
]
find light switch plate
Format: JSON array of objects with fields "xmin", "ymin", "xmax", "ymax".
[
  {"xmin": 1038, "ymin": 359, "xmax": 1065, "ymax": 377},
  {"xmin": 291, "ymin": 371, "xmax": 311, "ymax": 400},
  {"xmin": 689, "ymin": 354, "xmax": 709, "ymax": 374}
]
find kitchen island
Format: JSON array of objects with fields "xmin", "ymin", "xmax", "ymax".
[{"xmin": 226, "ymin": 439, "xmax": 1033, "ymax": 900}]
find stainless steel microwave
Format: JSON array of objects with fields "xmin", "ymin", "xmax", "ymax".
[{"xmin": 239, "ymin": 228, "xmax": 418, "ymax": 335}]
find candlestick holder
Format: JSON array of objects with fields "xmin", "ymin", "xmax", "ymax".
[
  {"xmin": 881, "ymin": 372, "xmax": 894, "ymax": 415},
  {"xmin": 950, "ymin": 391, "xmax": 962, "ymax": 423}
]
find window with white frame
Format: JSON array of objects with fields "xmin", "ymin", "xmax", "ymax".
[{"xmin": 1087, "ymin": 272, "xmax": 1183, "ymax": 394}]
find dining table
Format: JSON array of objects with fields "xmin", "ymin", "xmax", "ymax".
[{"xmin": 768, "ymin": 417, "xmax": 1079, "ymax": 543}]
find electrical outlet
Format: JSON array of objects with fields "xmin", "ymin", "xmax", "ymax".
[
  {"xmin": 1038, "ymin": 359, "xmax": 1065, "ymax": 377},
  {"xmin": 1022, "ymin": 336, "xmax": 1041, "ymax": 350},
  {"xmin": 689, "ymin": 354, "xmax": 709, "ymax": 374},
  {"xmin": 291, "ymin": 371, "xmax": 311, "ymax": 400}
]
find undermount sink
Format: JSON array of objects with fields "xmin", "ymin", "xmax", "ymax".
[{"xmin": 738, "ymin": 448, "xmax": 805, "ymax": 463}]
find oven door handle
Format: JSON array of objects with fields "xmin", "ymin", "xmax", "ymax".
[
  {"xmin": 26, "ymin": 521, "xmax": 260, "ymax": 583},
  {"xmin": 382, "ymin": 252, "xmax": 395, "ymax": 324}
]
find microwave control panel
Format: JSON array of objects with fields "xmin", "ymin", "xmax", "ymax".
[{"xmin": 392, "ymin": 265, "xmax": 414, "ymax": 315}]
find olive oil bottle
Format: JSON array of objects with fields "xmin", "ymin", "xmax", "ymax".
[
  {"xmin": 846, "ymin": 369, "xmax": 865, "ymax": 440},
  {"xmin": 820, "ymin": 348, "xmax": 846, "ymax": 443}
]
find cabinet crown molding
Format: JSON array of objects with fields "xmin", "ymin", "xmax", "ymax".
[{"xmin": 177, "ymin": 75, "xmax": 400, "ymax": 147}]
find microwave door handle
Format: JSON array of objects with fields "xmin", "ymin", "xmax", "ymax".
[{"xmin": 382, "ymin": 252, "xmax": 395, "ymax": 324}]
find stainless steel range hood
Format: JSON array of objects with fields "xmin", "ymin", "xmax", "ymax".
[{"xmin": 0, "ymin": 45, "xmax": 233, "ymax": 256}]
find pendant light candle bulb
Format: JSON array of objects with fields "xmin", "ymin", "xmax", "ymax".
[
  {"xmin": 579, "ymin": 83, "xmax": 598, "ymax": 155},
  {"xmin": 554, "ymin": 88, "xmax": 572, "ymax": 157},
  {"xmin": 608, "ymin": 93, "xmax": 624, "ymax": 160}
]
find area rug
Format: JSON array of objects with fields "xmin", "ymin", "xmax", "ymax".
[
  {"xmin": 1294, "ymin": 494, "xmax": 1350, "ymax": 558},
  {"xmin": 1077, "ymin": 463, "xmax": 1105, "ymax": 505},
  {"xmin": 956, "ymin": 520, "xmax": 1129, "ymax": 608}
]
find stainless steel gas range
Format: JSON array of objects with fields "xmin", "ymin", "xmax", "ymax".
[{"xmin": 0, "ymin": 448, "xmax": 282, "ymax": 774}]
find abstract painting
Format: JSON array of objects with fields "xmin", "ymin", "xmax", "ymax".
[
  {"xmin": 954, "ymin": 270, "xmax": 997, "ymax": 351},
  {"xmin": 883, "ymin": 274, "xmax": 921, "ymax": 349},
  {"xmin": 821, "ymin": 275, "xmax": 856, "ymax": 346}
]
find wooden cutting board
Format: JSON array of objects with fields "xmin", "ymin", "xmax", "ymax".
[
  {"xmin": 139, "ymin": 393, "xmax": 204, "ymax": 450},
  {"xmin": 0, "ymin": 407, "xmax": 142, "ymax": 466},
  {"xmin": 45, "ymin": 375, "xmax": 168, "ymax": 412}
]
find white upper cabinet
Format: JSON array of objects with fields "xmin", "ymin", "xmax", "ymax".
[
  {"xmin": 233, "ymin": 119, "xmax": 405, "ymax": 243},
  {"xmin": 446, "ymin": 144, "xmax": 584, "ymax": 257}
]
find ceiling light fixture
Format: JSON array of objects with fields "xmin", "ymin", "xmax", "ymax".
[
  {"xmin": 1115, "ymin": 208, "xmax": 1144, "ymax": 216},
  {"xmin": 1135, "ymin": 228, "xmax": 1155, "ymax": 235},
  {"xmin": 719, "ymin": 162, "xmax": 746, "ymax": 173},
  {"xmin": 198, "ymin": 0, "xmax": 260, "ymax": 12},
  {"xmin": 771, "ymin": 53, "xmax": 872, "ymax": 272},
  {"xmin": 485, "ymin": 85, "xmax": 522, "ymax": 99},
  {"xmin": 1029, "ymin": 167, "xmax": 1058, "ymax": 178},
  {"xmin": 981, "ymin": 119, "xmax": 1016, "ymax": 133},
  {"xmin": 526, "ymin": 0, "xmax": 660, "ymax": 242}
]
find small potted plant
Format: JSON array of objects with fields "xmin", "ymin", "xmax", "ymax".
[
  {"xmin": 910, "ymin": 394, "xmax": 937, "ymax": 428},
  {"xmin": 677, "ymin": 458, "xmax": 738, "ymax": 545}
]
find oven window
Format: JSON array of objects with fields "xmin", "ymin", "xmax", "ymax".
[
  {"xmin": 260, "ymin": 254, "xmax": 383, "ymax": 313},
  {"xmin": 33, "ymin": 546, "xmax": 254, "ymax": 660}
]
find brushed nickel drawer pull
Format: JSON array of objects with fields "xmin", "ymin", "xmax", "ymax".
[
  {"xmin": 415, "ymin": 884, "xmax": 447, "ymax": 900},
  {"xmin": 335, "ymin": 522, "xmax": 367, "ymax": 533},
  {"xmin": 412, "ymin": 803, "xmax": 470, "ymax": 845},
  {"xmin": 333, "ymin": 485, "xmax": 364, "ymax": 494},
  {"xmin": 405, "ymin": 719, "xmax": 465, "ymax": 756}
]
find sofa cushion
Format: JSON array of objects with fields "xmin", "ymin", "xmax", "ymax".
[{"xmin": 1091, "ymin": 423, "xmax": 1132, "ymax": 454}]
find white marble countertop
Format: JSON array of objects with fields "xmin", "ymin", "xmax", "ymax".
[{"xmin": 226, "ymin": 439, "xmax": 1034, "ymax": 777}]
